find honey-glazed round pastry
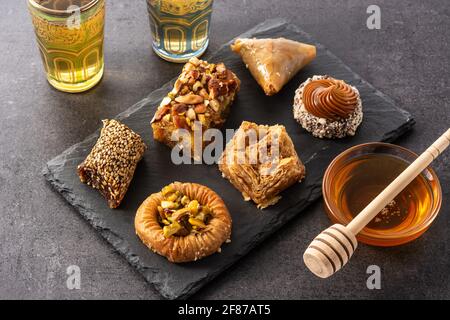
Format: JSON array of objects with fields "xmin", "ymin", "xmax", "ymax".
[
  {"xmin": 135, "ymin": 182, "xmax": 232, "ymax": 263},
  {"xmin": 293, "ymin": 75, "xmax": 363, "ymax": 139}
]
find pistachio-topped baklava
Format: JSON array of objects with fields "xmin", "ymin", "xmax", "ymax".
[
  {"xmin": 151, "ymin": 57, "xmax": 240, "ymax": 158},
  {"xmin": 77, "ymin": 119, "xmax": 147, "ymax": 208},
  {"xmin": 135, "ymin": 182, "xmax": 232, "ymax": 263}
]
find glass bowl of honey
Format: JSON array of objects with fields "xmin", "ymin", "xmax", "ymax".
[{"xmin": 323, "ymin": 142, "xmax": 442, "ymax": 246}]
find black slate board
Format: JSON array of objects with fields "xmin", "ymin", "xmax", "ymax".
[{"xmin": 43, "ymin": 19, "xmax": 415, "ymax": 299}]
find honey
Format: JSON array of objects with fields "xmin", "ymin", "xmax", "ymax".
[{"xmin": 330, "ymin": 154, "xmax": 436, "ymax": 232}]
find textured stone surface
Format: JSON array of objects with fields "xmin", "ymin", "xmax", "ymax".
[
  {"xmin": 43, "ymin": 20, "xmax": 413, "ymax": 299},
  {"xmin": 0, "ymin": 0, "xmax": 448, "ymax": 299}
]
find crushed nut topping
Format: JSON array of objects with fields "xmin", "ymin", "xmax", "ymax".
[
  {"xmin": 175, "ymin": 94, "xmax": 204, "ymax": 105},
  {"xmin": 157, "ymin": 185, "xmax": 213, "ymax": 238},
  {"xmin": 151, "ymin": 57, "xmax": 240, "ymax": 132}
]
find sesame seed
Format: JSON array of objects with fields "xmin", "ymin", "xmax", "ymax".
[{"xmin": 77, "ymin": 119, "xmax": 147, "ymax": 208}]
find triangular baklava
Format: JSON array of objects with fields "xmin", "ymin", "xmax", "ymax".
[{"xmin": 231, "ymin": 37, "xmax": 316, "ymax": 95}]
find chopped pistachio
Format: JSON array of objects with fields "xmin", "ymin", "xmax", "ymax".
[
  {"xmin": 162, "ymin": 185, "xmax": 175, "ymax": 196},
  {"xmin": 181, "ymin": 195, "xmax": 190, "ymax": 206},
  {"xmin": 166, "ymin": 193, "xmax": 179, "ymax": 202},
  {"xmin": 187, "ymin": 200, "xmax": 200, "ymax": 215},
  {"xmin": 163, "ymin": 221, "xmax": 181, "ymax": 238},
  {"xmin": 189, "ymin": 218, "xmax": 206, "ymax": 229},
  {"xmin": 158, "ymin": 185, "xmax": 213, "ymax": 238},
  {"xmin": 161, "ymin": 200, "xmax": 176, "ymax": 209}
]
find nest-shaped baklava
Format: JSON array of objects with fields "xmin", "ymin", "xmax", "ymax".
[{"xmin": 135, "ymin": 182, "xmax": 232, "ymax": 263}]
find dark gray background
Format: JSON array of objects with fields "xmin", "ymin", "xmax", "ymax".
[{"xmin": 0, "ymin": 0, "xmax": 448, "ymax": 299}]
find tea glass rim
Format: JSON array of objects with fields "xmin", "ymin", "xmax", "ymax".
[
  {"xmin": 28, "ymin": 0, "xmax": 101, "ymax": 16},
  {"xmin": 322, "ymin": 142, "xmax": 442, "ymax": 245}
]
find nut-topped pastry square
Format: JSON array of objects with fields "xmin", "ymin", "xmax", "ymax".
[
  {"xmin": 151, "ymin": 57, "xmax": 240, "ymax": 157},
  {"xmin": 219, "ymin": 121, "xmax": 306, "ymax": 209}
]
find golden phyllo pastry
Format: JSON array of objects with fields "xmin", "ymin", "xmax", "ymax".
[
  {"xmin": 231, "ymin": 37, "xmax": 316, "ymax": 96},
  {"xmin": 219, "ymin": 121, "xmax": 306, "ymax": 209},
  {"xmin": 135, "ymin": 182, "xmax": 232, "ymax": 263}
]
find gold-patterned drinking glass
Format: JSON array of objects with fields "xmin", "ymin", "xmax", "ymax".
[
  {"xmin": 28, "ymin": 0, "xmax": 105, "ymax": 93},
  {"xmin": 146, "ymin": 0, "xmax": 214, "ymax": 63}
]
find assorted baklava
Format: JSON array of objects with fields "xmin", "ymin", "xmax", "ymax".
[
  {"xmin": 135, "ymin": 182, "xmax": 232, "ymax": 263},
  {"xmin": 76, "ymin": 37, "xmax": 366, "ymax": 263}
]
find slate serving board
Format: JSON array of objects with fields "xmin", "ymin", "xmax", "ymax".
[{"xmin": 43, "ymin": 19, "xmax": 415, "ymax": 299}]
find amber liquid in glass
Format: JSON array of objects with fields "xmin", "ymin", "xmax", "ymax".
[
  {"xmin": 29, "ymin": 0, "xmax": 105, "ymax": 92},
  {"xmin": 331, "ymin": 154, "xmax": 434, "ymax": 231},
  {"xmin": 38, "ymin": 0, "xmax": 92, "ymax": 10},
  {"xmin": 147, "ymin": 0, "xmax": 213, "ymax": 62}
]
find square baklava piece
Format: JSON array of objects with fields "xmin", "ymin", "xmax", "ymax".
[
  {"xmin": 219, "ymin": 121, "xmax": 306, "ymax": 209},
  {"xmin": 77, "ymin": 119, "xmax": 147, "ymax": 209},
  {"xmin": 151, "ymin": 57, "xmax": 240, "ymax": 158}
]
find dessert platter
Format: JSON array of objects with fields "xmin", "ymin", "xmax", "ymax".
[{"xmin": 43, "ymin": 19, "xmax": 414, "ymax": 299}]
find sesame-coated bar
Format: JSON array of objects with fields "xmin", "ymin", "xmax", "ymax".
[{"xmin": 77, "ymin": 119, "xmax": 147, "ymax": 209}]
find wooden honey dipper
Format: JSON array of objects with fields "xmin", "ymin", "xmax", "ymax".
[{"xmin": 304, "ymin": 129, "xmax": 450, "ymax": 278}]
